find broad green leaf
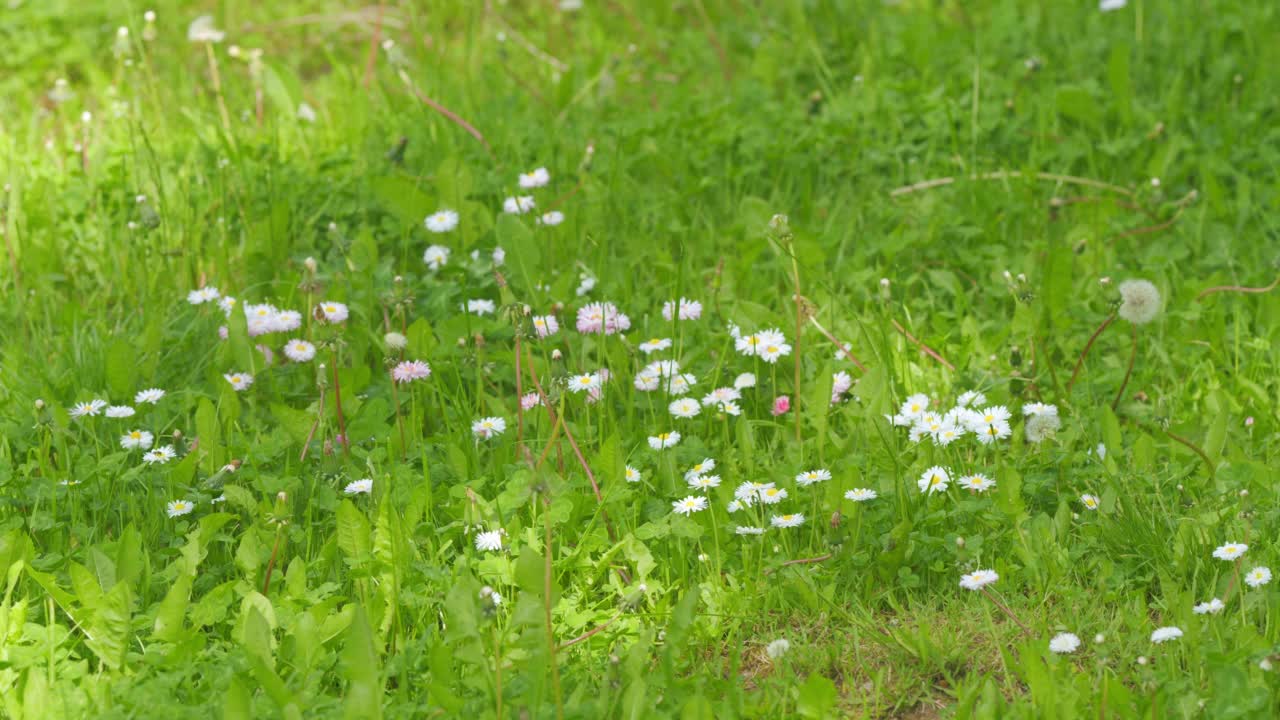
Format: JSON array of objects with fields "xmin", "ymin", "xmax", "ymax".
[
  {"xmin": 336, "ymin": 501, "xmax": 372, "ymax": 567},
  {"xmin": 196, "ymin": 397, "xmax": 224, "ymax": 473},
  {"xmin": 342, "ymin": 605, "xmax": 383, "ymax": 720}
]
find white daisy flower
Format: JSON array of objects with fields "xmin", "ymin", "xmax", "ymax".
[
  {"xmin": 684, "ymin": 459, "xmax": 716, "ymax": 480},
  {"xmin": 135, "ymin": 388, "xmax": 166, "ymax": 404},
  {"xmin": 143, "ymin": 445, "xmax": 177, "ymax": 465},
  {"xmin": 770, "ymin": 513, "xmax": 805, "ymax": 528},
  {"xmin": 518, "ymin": 167, "xmax": 550, "ymax": 188},
  {"xmin": 648, "ymin": 431, "xmax": 681, "ymax": 450},
  {"xmin": 224, "ymin": 373, "xmax": 254, "ymax": 391},
  {"xmin": 624, "ymin": 466, "xmax": 641, "ymax": 483},
  {"xmin": 1081, "ymin": 494, "xmax": 1101, "ymax": 510},
  {"xmin": 733, "ymin": 373, "xmax": 757, "ymax": 389},
  {"xmin": 898, "ymin": 393, "xmax": 931, "ymax": 419},
  {"xmin": 795, "ymin": 469, "xmax": 831, "ymax": 487},
  {"xmin": 69, "ymin": 399, "xmax": 108, "ymax": 419},
  {"xmin": 568, "ymin": 373, "xmax": 602, "ymax": 394},
  {"xmin": 120, "ymin": 429, "xmax": 154, "ymax": 450},
  {"xmin": 669, "ymin": 398, "xmax": 701, "ymax": 418},
  {"xmin": 166, "ymin": 499, "xmax": 194, "ymax": 518},
  {"xmin": 1213, "ymin": 543, "xmax": 1248, "ymax": 561},
  {"xmin": 955, "ymin": 390, "xmax": 986, "ymax": 408},
  {"xmin": 918, "ymin": 466, "xmax": 950, "ymax": 494},
  {"xmin": 638, "ymin": 338, "xmax": 672, "ymax": 355},
  {"xmin": 1021, "ymin": 402, "xmax": 1057, "ymax": 417},
  {"xmin": 959, "ymin": 569, "xmax": 998, "ymax": 591},
  {"xmin": 424, "ymin": 210, "xmax": 459, "ymax": 234},
  {"xmin": 344, "ymin": 478, "xmax": 373, "ymax": 495},
  {"xmin": 538, "ymin": 211, "xmax": 564, "ymax": 226},
  {"xmin": 735, "ymin": 526, "xmax": 765, "ymax": 536},
  {"xmin": 503, "ymin": 195, "xmax": 536, "ymax": 214},
  {"xmin": 1193, "ymin": 598, "xmax": 1225, "ymax": 615},
  {"xmin": 718, "ymin": 401, "xmax": 742, "ymax": 416},
  {"xmin": 423, "ymin": 244, "xmax": 451, "ymax": 269},
  {"xmin": 283, "ymin": 339, "xmax": 316, "ymax": 363},
  {"xmin": 1245, "ymin": 567, "xmax": 1273, "ymax": 588},
  {"xmin": 465, "ymin": 299, "xmax": 496, "ymax": 316},
  {"xmin": 672, "ymin": 496, "xmax": 708, "ymax": 515},
  {"xmin": 634, "ymin": 371, "xmax": 661, "ymax": 392},
  {"xmin": 1150, "ymin": 626, "xmax": 1183, "ymax": 644},
  {"xmin": 757, "ymin": 342, "xmax": 792, "ymax": 364},
  {"xmin": 475, "ymin": 530, "xmax": 504, "ymax": 551},
  {"xmin": 665, "ymin": 373, "xmax": 696, "ymax": 396},
  {"xmin": 687, "ymin": 474, "xmax": 721, "ymax": 491},
  {"xmin": 319, "ymin": 301, "xmax": 349, "ymax": 324},
  {"xmin": 105, "ymin": 405, "xmax": 135, "ymax": 418},
  {"xmin": 472, "ymin": 416, "xmax": 507, "ymax": 440},
  {"xmin": 957, "ymin": 473, "xmax": 995, "ymax": 493},
  {"xmin": 759, "ymin": 487, "xmax": 788, "ymax": 505},
  {"xmin": 845, "ymin": 488, "xmax": 877, "ymax": 502}
]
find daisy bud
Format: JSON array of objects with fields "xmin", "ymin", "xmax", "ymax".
[
  {"xmin": 1094, "ymin": 634, "xmax": 1105, "ymax": 644},
  {"xmin": 1150, "ymin": 177, "xmax": 1161, "ymax": 188},
  {"xmin": 456, "ymin": 337, "xmax": 466, "ymax": 347},
  {"xmin": 34, "ymin": 399, "xmax": 45, "ymax": 409},
  {"xmin": 1099, "ymin": 276, "xmax": 1111, "ymax": 285},
  {"xmin": 1240, "ymin": 489, "xmax": 1249, "ymax": 497},
  {"xmin": 955, "ymin": 536, "xmax": 965, "ymax": 547},
  {"xmin": 638, "ymin": 583, "xmax": 647, "ymax": 592},
  {"xmin": 551, "ymin": 349, "xmax": 563, "ymax": 360},
  {"xmin": 1002, "ymin": 270, "xmax": 1013, "ymax": 282},
  {"xmin": 144, "ymin": 10, "xmax": 155, "ymax": 22},
  {"xmin": 1017, "ymin": 273, "xmax": 1027, "ymax": 283},
  {"xmin": 551, "ymin": 302, "xmax": 564, "ymax": 314},
  {"xmin": 228, "ymin": 45, "xmax": 241, "ymax": 57},
  {"xmin": 304, "ymin": 256, "xmax": 317, "ymax": 273},
  {"xmin": 81, "ymin": 111, "xmax": 92, "ymax": 124},
  {"xmin": 522, "ymin": 304, "xmax": 531, "ymax": 316},
  {"xmin": 830, "ymin": 512, "xmax": 841, "ymax": 528},
  {"xmin": 1245, "ymin": 416, "xmax": 1254, "ymax": 427},
  {"xmin": 698, "ymin": 553, "xmax": 707, "ymax": 562},
  {"xmin": 1261, "ymin": 658, "xmax": 1273, "ymax": 671},
  {"xmin": 771, "ymin": 395, "xmax": 790, "ymax": 416},
  {"xmin": 1176, "ymin": 484, "xmax": 1183, "ymax": 491},
  {"xmin": 1137, "ymin": 656, "xmax": 1148, "ymax": 666},
  {"xmin": 384, "ymin": 332, "xmax": 408, "ymax": 350},
  {"xmin": 277, "ymin": 491, "xmax": 287, "ymax": 502},
  {"xmin": 172, "ymin": 429, "xmax": 182, "ymax": 439},
  {"xmin": 394, "ymin": 275, "xmax": 403, "ymax": 284}
]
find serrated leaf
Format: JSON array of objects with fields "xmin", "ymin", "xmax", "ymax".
[
  {"xmin": 342, "ymin": 605, "xmax": 383, "ymax": 720},
  {"xmin": 336, "ymin": 501, "xmax": 372, "ymax": 567}
]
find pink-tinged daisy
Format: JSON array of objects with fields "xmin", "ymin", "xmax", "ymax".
[
  {"xmin": 959, "ymin": 569, "xmax": 998, "ymax": 591},
  {"xmin": 392, "ymin": 360, "xmax": 432, "ymax": 383},
  {"xmin": 520, "ymin": 392, "xmax": 542, "ymax": 410},
  {"xmin": 575, "ymin": 302, "xmax": 630, "ymax": 335},
  {"xmin": 531, "ymin": 315, "xmax": 559, "ymax": 338},
  {"xmin": 662, "ymin": 298, "xmax": 703, "ymax": 322},
  {"xmin": 733, "ymin": 373, "xmax": 756, "ymax": 389}
]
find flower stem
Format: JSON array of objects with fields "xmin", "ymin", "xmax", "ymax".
[
  {"xmin": 1066, "ymin": 311, "xmax": 1116, "ymax": 393},
  {"xmin": 1112, "ymin": 323, "xmax": 1137, "ymax": 410}
]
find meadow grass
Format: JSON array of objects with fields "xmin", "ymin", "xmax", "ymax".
[{"xmin": 1, "ymin": 0, "xmax": 1279, "ymax": 717}]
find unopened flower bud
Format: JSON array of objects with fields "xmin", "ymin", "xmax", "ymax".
[
  {"xmin": 34, "ymin": 399, "xmax": 45, "ymax": 409},
  {"xmin": 551, "ymin": 349, "xmax": 563, "ymax": 360},
  {"xmin": 277, "ymin": 491, "xmax": 287, "ymax": 502},
  {"xmin": 304, "ymin": 256, "xmax": 317, "ymax": 273},
  {"xmin": 955, "ymin": 536, "xmax": 965, "ymax": 547}
]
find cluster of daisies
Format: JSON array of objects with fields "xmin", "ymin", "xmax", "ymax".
[
  {"xmin": 890, "ymin": 391, "xmax": 1061, "ymax": 446},
  {"xmin": 422, "ymin": 165, "xmax": 564, "ymax": 271},
  {"xmin": 67, "ymin": 389, "xmax": 182, "ymax": 466},
  {"xmin": 958, "ymin": 540, "xmax": 1273, "ymax": 659}
]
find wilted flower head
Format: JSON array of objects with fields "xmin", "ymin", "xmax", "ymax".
[
  {"xmin": 187, "ymin": 15, "xmax": 225, "ymax": 43},
  {"xmin": 765, "ymin": 639, "xmax": 790, "ymax": 659},
  {"xmin": 1025, "ymin": 412, "xmax": 1062, "ymax": 443},
  {"xmin": 1117, "ymin": 279, "xmax": 1162, "ymax": 324},
  {"xmin": 384, "ymin": 332, "xmax": 408, "ymax": 351}
]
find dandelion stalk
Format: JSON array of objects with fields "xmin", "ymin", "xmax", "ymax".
[
  {"xmin": 980, "ymin": 587, "xmax": 1033, "ymax": 636},
  {"xmin": 1112, "ymin": 322, "xmax": 1138, "ymax": 409},
  {"xmin": 1066, "ymin": 311, "xmax": 1116, "ymax": 392},
  {"xmin": 331, "ymin": 349, "xmax": 350, "ymax": 458}
]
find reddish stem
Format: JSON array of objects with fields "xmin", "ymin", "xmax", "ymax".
[
  {"xmin": 1066, "ymin": 312, "xmax": 1116, "ymax": 393},
  {"xmin": 1111, "ymin": 323, "xmax": 1137, "ymax": 409}
]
